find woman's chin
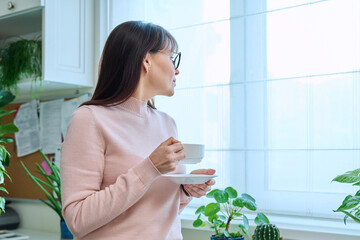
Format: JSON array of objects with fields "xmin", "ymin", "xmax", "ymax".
[{"xmin": 163, "ymin": 89, "xmax": 175, "ymax": 97}]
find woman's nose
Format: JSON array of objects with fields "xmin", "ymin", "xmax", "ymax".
[{"xmin": 175, "ymin": 69, "xmax": 180, "ymax": 75}]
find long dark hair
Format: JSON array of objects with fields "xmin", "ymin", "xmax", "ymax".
[{"xmin": 82, "ymin": 21, "xmax": 178, "ymax": 108}]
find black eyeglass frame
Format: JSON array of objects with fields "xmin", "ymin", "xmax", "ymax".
[{"xmin": 171, "ymin": 52, "xmax": 181, "ymax": 70}]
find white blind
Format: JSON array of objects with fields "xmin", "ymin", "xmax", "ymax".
[{"xmin": 107, "ymin": 0, "xmax": 360, "ymax": 219}]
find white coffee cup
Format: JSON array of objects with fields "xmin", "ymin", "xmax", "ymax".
[{"xmin": 181, "ymin": 144, "xmax": 205, "ymax": 164}]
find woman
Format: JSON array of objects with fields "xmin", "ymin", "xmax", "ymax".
[{"xmin": 60, "ymin": 21, "xmax": 215, "ymax": 240}]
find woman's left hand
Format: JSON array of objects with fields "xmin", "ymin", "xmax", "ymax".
[{"xmin": 183, "ymin": 169, "xmax": 216, "ymax": 198}]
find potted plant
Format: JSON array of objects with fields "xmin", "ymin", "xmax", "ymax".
[
  {"xmin": 332, "ymin": 168, "xmax": 360, "ymax": 223},
  {"xmin": 252, "ymin": 223, "xmax": 284, "ymax": 240},
  {"xmin": 21, "ymin": 150, "xmax": 73, "ymax": 240},
  {"xmin": 0, "ymin": 90, "xmax": 19, "ymax": 214},
  {"xmin": 0, "ymin": 38, "xmax": 42, "ymax": 95},
  {"xmin": 193, "ymin": 186, "xmax": 270, "ymax": 239}
]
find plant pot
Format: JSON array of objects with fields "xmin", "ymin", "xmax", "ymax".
[
  {"xmin": 60, "ymin": 220, "xmax": 73, "ymax": 240},
  {"xmin": 210, "ymin": 234, "xmax": 244, "ymax": 240}
]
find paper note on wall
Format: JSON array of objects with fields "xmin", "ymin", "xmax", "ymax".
[
  {"xmin": 14, "ymin": 100, "xmax": 41, "ymax": 157},
  {"xmin": 40, "ymin": 99, "xmax": 64, "ymax": 154},
  {"xmin": 61, "ymin": 93, "xmax": 90, "ymax": 138}
]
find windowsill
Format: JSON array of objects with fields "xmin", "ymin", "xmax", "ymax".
[{"xmin": 181, "ymin": 206, "xmax": 360, "ymax": 240}]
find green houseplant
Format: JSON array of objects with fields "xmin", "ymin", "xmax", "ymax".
[
  {"xmin": 0, "ymin": 90, "xmax": 19, "ymax": 214},
  {"xmin": 252, "ymin": 223, "xmax": 283, "ymax": 240},
  {"xmin": 0, "ymin": 38, "xmax": 42, "ymax": 93},
  {"xmin": 332, "ymin": 168, "xmax": 360, "ymax": 224},
  {"xmin": 21, "ymin": 150, "xmax": 73, "ymax": 240},
  {"xmin": 193, "ymin": 186, "xmax": 270, "ymax": 239}
]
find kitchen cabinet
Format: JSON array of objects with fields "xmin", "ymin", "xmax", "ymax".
[
  {"xmin": 0, "ymin": 0, "xmax": 94, "ymax": 98},
  {"xmin": 0, "ymin": 0, "xmax": 41, "ymax": 17}
]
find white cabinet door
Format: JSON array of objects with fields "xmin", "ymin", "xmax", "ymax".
[
  {"xmin": 0, "ymin": 0, "xmax": 42, "ymax": 17},
  {"xmin": 43, "ymin": 0, "xmax": 94, "ymax": 87}
]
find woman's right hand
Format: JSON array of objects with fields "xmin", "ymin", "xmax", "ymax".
[{"xmin": 149, "ymin": 137, "xmax": 185, "ymax": 174}]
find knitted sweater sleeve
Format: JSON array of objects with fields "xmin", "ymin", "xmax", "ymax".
[{"xmin": 60, "ymin": 107, "xmax": 161, "ymax": 238}]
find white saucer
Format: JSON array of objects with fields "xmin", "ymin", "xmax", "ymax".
[{"xmin": 164, "ymin": 174, "xmax": 217, "ymax": 184}]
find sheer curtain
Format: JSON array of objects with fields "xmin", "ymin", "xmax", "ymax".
[{"xmin": 105, "ymin": 0, "xmax": 360, "ymax": 220}]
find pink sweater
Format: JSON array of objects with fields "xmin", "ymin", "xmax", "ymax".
[{"xmin": 61, "ymin": 97, "xmax": 192, "ymax": 240}]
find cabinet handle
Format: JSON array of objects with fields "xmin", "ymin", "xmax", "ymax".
[{"xmin": 8, "ymin": 1, "xmax": 14, "ymax": 10}]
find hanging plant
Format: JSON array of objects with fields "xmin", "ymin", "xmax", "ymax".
[{"xmin": 0, "ymin": 38, "xmax": 42, "ymax": 93}]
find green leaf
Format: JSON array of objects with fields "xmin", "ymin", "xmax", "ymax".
[
  {"xmin": 241, "ymin": 193, "xmax": 257, "ymax": 211},
  {"xmin": 195, "ymin": 205, "xmax": 205, "ymax": 215},
  {"xmin": 336, "ymin": 196, "xmax": 360, "ymax": 211},
  {"xmin": 238, "ymin": 224, "xmax": 251, "ymax": 238},
  {"xmin": 233, "ymin": 198, "xmax": 244, "ymax": 207},
  {"xmin": 39, "ymin": 149, "xmax": 61, "ymax": 185},
  {"xmin": 204, "ymin": 203, "xmax": 220, "ymax": 216},
  {"xmin": 238, "ymin": 224, "xmax": 246, "ymax": 233},
  {"xmin": 214, "ymin": 191, "xmax": 229, "ymax": 203},
  {"xmin": 0, "ymin": 91, "xmax": 15, "ymax": 107},
  {"xmin": 208, "ymin": 214, "xmax": 218, "ymax": 223},
  {"xmin": 243, "ymin": 200, "xmax": 257, "ymax": 211},
  {"xmin": 3, "ymin": 172, "xmax": 12, "ymax": 182},
  {"xmin": 2, "ymin": 150, "xmax": 10, "ymax": 167},
  {"xmin": 0, "ymin": 186, "xmax": 8, "ymax": 194},
  {"xmin": 213, "ymin": 219, "xmax": 224, "ymax": 226},
  {"xmin": 224, "ymin": 230, "xmax": 231, "ymax": 237},
  {"xmin": 225, "ymin": 187, "xmax": 238, "ymax": 198},
  {"xmin": 344, "ymin": 214, "xmax": 349, "ymax": 225},
  {"xmin": 233, "ymin": 212, "xmax": 242, "ymax": 217},
  {"xmin": 0, "ymin": 161, "xmax": 4, "ymax": 171},
  {"xmin": 4, "ymin": 171, "xmax": 11, "ymax": 182},
  {"xmin": 0, "ymin": 123, "xmax": 19, "ymax": 137},
  {"xmin": 353, "ymin": 181, "xmax": 360, "ymax": 186},
  {"xmin": 40, "ymin": 199, "xmax": 63, "ymax": 220},
  {"xmin": 0, "ymin": 197, "xmax": 5, "ymax": 213},
  {"xmin": 334, "ymin": 209, "xmax": 360, "ymax": 224},
  {"xmin": 206, "ymin": 189, "xmax": 220, "ymax": 198},
  {"xmin": 21, "ymin": 161, "xmax": 62, "ymax": 214},
  {"xmin": 0, "ymin": 109, "xmax": 16, "ymax": 118},
  {"xmin": 0, "ymin": 137, "xmax": 14, "ymax": 144},
  {"xmin": 243, "ymin": 215, "xmax": 249, "ymax": 230},
  {"xmin": 218, "ymin": 214, "xmax": 226, "ymax": 220},
  {"xmin": 241, "ymin": 193, "xmax": 256, "ymax": 202},
  {"xmin": 333, "ymin": 169, "xmax": 360, "ymax": 184},
  {"xmin": 193, "ymin": 218, "xmax": 203, "ymax": 227},
  {"xmin": 255, "ymin": 212, "xmax": 270, "ymax": 225}
]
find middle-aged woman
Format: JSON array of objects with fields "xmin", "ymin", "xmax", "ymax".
[{"xmin": 60, "ymin": 21, "xmax": 216, "ymax": 240}]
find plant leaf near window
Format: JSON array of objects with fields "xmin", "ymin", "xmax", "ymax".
[
  {"xmin": 332, "ymin": 169, "xmax": 360, "ymax": 224},
  {"xmin": 0, "ymin": 38, "xmax": 42, "ymax": 94}
]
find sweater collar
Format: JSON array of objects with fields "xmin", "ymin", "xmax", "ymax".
[{"xmin": 119, "ymin": 97, "xmax": 149, "ymax": 117}]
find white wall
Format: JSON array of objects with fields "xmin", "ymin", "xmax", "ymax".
[{"xmin": 8, "ymin": 201, "xmax": 59, "ymax": 233}]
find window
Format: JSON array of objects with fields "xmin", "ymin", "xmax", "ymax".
[{"xmin": 107, "ymin": 0, "xmax": 360, "ymax": 222}]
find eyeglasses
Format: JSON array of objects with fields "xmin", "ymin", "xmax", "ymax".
[{"xmin": 170, "ymin": 52, "xmax": 181, "ymax": 70}]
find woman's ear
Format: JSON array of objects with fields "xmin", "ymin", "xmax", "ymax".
[{"xmin": 143, "ymin": 53, "xmax": 152, "ymax": 73}]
